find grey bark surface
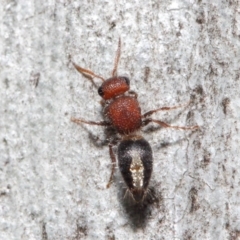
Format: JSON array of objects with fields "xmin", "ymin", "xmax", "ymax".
[{"xmin": 1, "ymin": 1, "xmax": 240, "ymax": 239}]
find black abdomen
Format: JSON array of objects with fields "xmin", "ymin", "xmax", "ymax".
[{"xmin": 117, "ymin": 137, "xmax": 153, "ymax": 202}]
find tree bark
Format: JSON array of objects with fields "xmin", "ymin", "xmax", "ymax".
[{"xmin": 1, "ymin": 1, "xmax": 240, "ymax": 239}]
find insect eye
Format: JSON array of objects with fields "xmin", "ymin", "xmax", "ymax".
[
  {"xmin": 98, "ymin": 86, "xmax": 104, "ymax": 97},
  {"xmin": 121, "ymin": 77, "xmax": 130, "ymax": 86}
]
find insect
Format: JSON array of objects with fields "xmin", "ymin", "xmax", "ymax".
[{"xmin": 71, "ymin": 39, "xmax": 198, "ymax": 203}]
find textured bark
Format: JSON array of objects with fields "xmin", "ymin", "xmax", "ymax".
[{"xmin": 1, "ymin": 1, "xmax": 240, "ymax": 239}]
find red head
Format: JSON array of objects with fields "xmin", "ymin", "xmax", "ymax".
[{"xmin": 98, "ymin": 76, "xmax": 130, "ymax": 100}]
